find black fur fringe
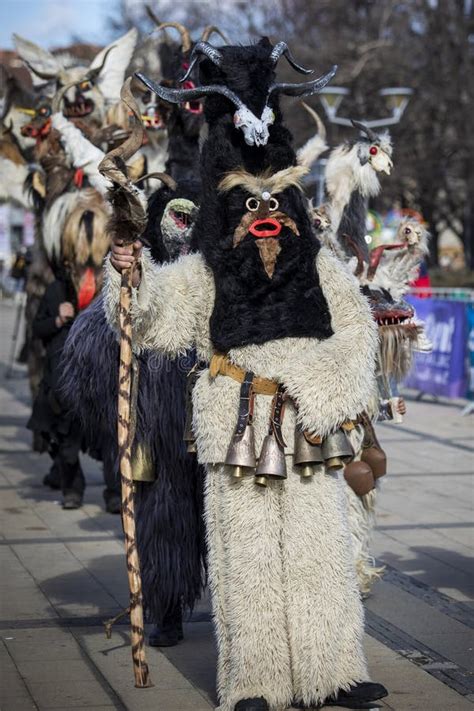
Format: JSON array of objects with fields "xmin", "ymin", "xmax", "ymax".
[{"xmin": 59, "ymin": 296, "xmax": 206, "ymax": 622}]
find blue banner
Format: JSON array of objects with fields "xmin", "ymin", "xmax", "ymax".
[
  {"xmin": 405, "ymin": 297, "xmax": 467, "ymax": 398},
  {"xmin": 466, "ymin": 303, "xmax": 474, "ymax": 400}
]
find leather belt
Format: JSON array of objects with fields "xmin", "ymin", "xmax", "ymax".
[{"xmin": 209, "ymin": 353, "xmax": 279, "ymax": 396}]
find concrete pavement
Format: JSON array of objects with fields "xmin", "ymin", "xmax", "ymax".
[{"xmin": 0, "ymin": 298, "xmax": 473, "ymax": 710}]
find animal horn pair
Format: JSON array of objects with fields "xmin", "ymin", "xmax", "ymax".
[
  {"xmin": 351, "ymin": 118, "xmax": 379, "ymax": 143},
  {"xmin": 136, "ymin": 65, "xmax": 336, "ymax": 110}
]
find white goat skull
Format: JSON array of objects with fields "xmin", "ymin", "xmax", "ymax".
[{"xmin": 233, "ymin": 105, "xmax": 275, "ymax": 147}]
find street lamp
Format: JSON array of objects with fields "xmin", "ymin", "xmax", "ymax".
[{"xmin": 319, "ymin": 86, "xmax": 413, "ymax": 129}]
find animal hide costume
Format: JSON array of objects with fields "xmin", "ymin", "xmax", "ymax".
[
  {"xmin": 102, "ymin": 38, "xmax": 387, "ymax": 710},
  {"xmin": 317, "ymin": 122, "xmax": 430, "ymax": 595},
  {"xmin": 60, "ymin": 174, "xmax": 206, "ymax": 634},
  {"xmin": 58, "ymin": 47, "xmax": 207, "ymax": 639}
]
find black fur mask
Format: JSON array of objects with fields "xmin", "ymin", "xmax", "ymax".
[
  {"xmin": 137, "ymin": 38, "xmax": 337, "ymax": 350},
  {"xmin": 200, "ymin": 165, "xmax": 333, "ymax": 351}
]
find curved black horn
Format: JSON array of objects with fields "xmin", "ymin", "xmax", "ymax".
[
  {"xmin": 270, "ymin": 41, "xmax": 313, "ymax": 75},
  {"xmin": 23, "ymin": 60, "xmax": 57, "ymax": 82},
  {"xmin": 145, "ymin": 4, "xmax": 160, "ymax": 26},
  {"xmin": 135, "ymin": 72, "xmax": 243, "ymax": 109},
  {"xmin": 270, "ymin": 65, "xmax": 337, "ymax": 97},
  {"xmin": 87, "ymin": 45, "xmax": 117, "ymax": 81},
  {"xmin": 350, "ymin": 119, "xmax": 379, "ymax": 143},
  {"xmin": 180, "ymin": 41, "xmax": 223, "ymax": 82}
]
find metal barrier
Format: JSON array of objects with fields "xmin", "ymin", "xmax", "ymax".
[{"xmin": 410, "ymin": 286, "xmax": 474, "ymax": 302}]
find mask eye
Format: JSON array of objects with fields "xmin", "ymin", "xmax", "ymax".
[
  {"xmin": 38, "ymin": 106, "xmax": 51, "ymax": 117},
  {"xmin": 78, "ymin": 80, "xmax": 91, "ymax": 92},
  {"xmin": 404, "ymin": 227, "xmax": 411, "ymax": 235},
  {"xmin": 246, "ymin": 197, "xmax": 259, "ymax": 212},
  {"xmin": 269, "ymin": 197, "xmax": 279, "ymax": 211},
  {"xmin": 369, "ymin": 145, "xmax": 378, "ymax": 155}
]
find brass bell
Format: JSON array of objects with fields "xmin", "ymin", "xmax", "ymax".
[
  {"xmin": 255, "ymin": 433, "xmax": 287, "ymax": 480},
  {"xmin": 321, "ymin": 428, "xmax": 354, "ymax": 470},
  {"xmin": 344, "ymin": 460, "xmax": 375, "ymax": 496},
  {"xmin": 361, "ymin": 445, "xmax": 387, "ymax": 479},
  {"xmin": 294, "ymin": 428, "xmax": 324, "ymax": 477},
  {"xmin": 254, "ymin": 475, "xmax": 268, "ymax": 487},
  {"xmin": 225, "ymin": 423, "xmax": 257, "ymax": 479}
]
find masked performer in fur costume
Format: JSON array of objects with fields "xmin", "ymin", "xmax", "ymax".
[
  {"xmin": 60, "ymin": 168, "xmax": 205, "ymax": 643},
  {"xmin": 313, "ymin": 121, "xmax": 430, "ymax": 595},
  {"xmin": 27, "ymin": 185, "xmax": 110, "ymax": 508},
  {"xmin": 104, "ymin": 38, "xmax": 388, "ymax": 710},
  {"xmin": 59, "ymin": 32, "xmax": 209, "ymax": 642}
]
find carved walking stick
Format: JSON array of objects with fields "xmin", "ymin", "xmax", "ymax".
[{"xmin": 99, "ymin": 78, "xmax": 152, "ymax": 688}]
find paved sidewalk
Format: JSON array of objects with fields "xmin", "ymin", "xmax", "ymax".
[{"xmin": 0, "ymin": 300, "xmax": 473, "ymax": 710}]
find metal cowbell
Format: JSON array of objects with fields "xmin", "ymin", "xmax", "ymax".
[
  {"xmin": 321, "ymin": 428, "xmax": 354, "ymax": 470},
  {"xmin": 361, "ymin": 445, "xmax": 387, "ymax": 479},
  {"xmin": 225, "ymin": 423, "xmax": 257, "ymax": 479},
  {"xmin": 255, "ymin": 433, "xmax": 287, "ymax": 480},
  {"xmin": 343, "ymin": 460, "xmax": 375, "ymax": 496}
]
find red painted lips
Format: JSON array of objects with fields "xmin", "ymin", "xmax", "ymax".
[{"xmin": 249, "ymin": 218, "xmax": 282, "ymax": 238}]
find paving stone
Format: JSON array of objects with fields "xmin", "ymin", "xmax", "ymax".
[
  {"xmin": 26, "ymin": 680, "xmax": 114, "ymax": 709},
  {"xmin": 2, "ymin": 629, "xmax": 84, "ymax": 662},
  {"xmin": 16, "ymin": 659, "xmax": 103, "ymax": 684}
]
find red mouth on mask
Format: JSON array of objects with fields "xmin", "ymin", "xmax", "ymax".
[{"xmin": 249, "ymin": 218, "xmax": 282, "ymax": 238}]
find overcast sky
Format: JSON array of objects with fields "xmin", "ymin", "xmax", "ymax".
[{"xmin": 0, "ymin": 0, "xmax": 112, "ymax": 50}]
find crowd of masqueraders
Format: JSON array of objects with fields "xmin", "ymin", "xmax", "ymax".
[{"xmin": 1, "ymin": 20, "xmax": 433, "ymax": 710}]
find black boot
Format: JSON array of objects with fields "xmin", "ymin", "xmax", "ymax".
[
  {"xmin": 43, "ymin": 462, "xmax": 61, "ymax": 489},
  {"xmin": 149, "ymin": 604, "xmax": 183, "ymax": 647},
  {"xmin": 324, "ymin": 682, "xmax": 388, "ymax": 708},
  {"xmin": 294, "ymin": 681, "xmax": 388, "ymax": 709},
  {"xmin": 234, "ymin": 698, "xmax": 269, "ymax": 711}
]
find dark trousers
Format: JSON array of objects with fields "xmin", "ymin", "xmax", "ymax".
[
  {"xmin": 56, "ymin": 435, "xmax": 85, "ymax": 496},
  {"xmin": 101, "ymin": 450, "xmax": 121, "ymax": 502}
]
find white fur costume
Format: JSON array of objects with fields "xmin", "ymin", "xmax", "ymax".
[{"xmin": 103, "ymin": 246, "xmax": 377, "ymax": 710}]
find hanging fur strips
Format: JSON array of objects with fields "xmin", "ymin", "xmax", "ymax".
[{"xmin": 98, "ymin": 78, "xmax": 151, "ymax": 689}]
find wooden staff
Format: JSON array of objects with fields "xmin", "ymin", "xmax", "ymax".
[{"xmin": 99, "ymin": 78, "xmax": 151, "ymax": 688}]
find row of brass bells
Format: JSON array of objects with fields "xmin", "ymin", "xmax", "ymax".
[
  {"xmin": 321, "ymin": 428, "xmax": 354, "ymax": 470},
  {"xmin": 225, "ymin": 422, "xmax": 257, "ymax": 479},
  {"xmin": 294, "ymin": 429, "xmax": 323, "ymax": 478},
  {"xmin": 254, "ymin": 432, "xmax": 287, "ymax": 487},
  {"xmin": 344, "ymin": 460, "xmax": 375, "ymax": 496}
]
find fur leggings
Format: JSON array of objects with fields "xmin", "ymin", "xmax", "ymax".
[{"xmin": 205, "ymin": 460, "xmax": 368, "ymax": 711}]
